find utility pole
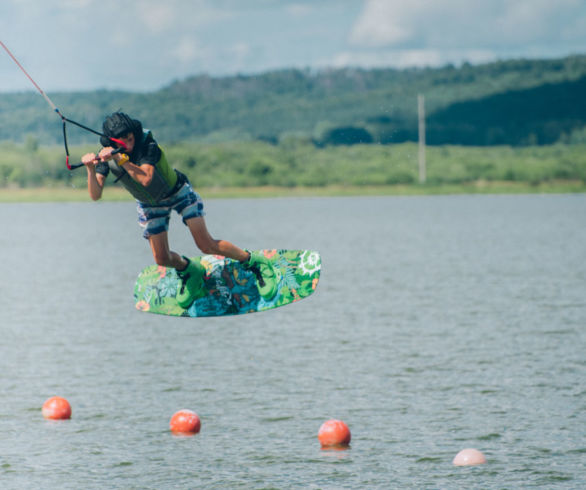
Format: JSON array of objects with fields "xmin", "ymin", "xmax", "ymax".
[{"xmin": 418, "ymin": 94, "xmax": 426, "ymax": 184}]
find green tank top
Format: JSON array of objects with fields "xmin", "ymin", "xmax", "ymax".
[{"xmin": 106, "ymin": 131, "xmax": 179, "ymax": 204}]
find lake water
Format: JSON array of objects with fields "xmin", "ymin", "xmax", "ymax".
[{"xmin": 0, "ymin": 194, "xmax": 584, "ymax": 489}]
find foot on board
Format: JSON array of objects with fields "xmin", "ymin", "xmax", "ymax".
[
  {"xmin": 243, "ymin": 251, "xmax": 281, "ymax": 300},
  {"xmin": 176, "ymin": 257, "xmax": 207, "ymax": 308}
]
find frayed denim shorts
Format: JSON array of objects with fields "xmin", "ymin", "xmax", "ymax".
[{"xmin": 137, "ymin": 181, "xmax": 205, "ymax": 239}]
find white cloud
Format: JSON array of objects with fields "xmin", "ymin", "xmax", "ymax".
[
  {"xmin": 349, "ymin": 0, "xmax": 418, "ymax": 47},
  {"xmin": 350, "ymin": 0, "xmax": 586, "ymax": 50},
  {"xmin": 1, "ymin": 0, "xmax": 585, "ymax": 92},
  {"xmin": 226, "ymin": 42, "xmax": 253, "ymax": 72},
  {"xmin": 285, "ymin": 4, "xmax": 314, "ymax": 17},
  {"xmin": 331, "ymin": 48, "xmax": 496, "ymax": 70},
  {"xmin": 229, "ymin": 42, "xmax": 251, "ymax": 59},
  {"xmin": 172, "ymin": 37, "xmax": 203, "ymax": 64},
  {"xmin": 494, "ymin": 0, "xmax": 583, "ymax": 44},
  {"xmin": 56, "ymin": 0, "xmax": 93, "ymax": 8},
  {"xmin": 344, "ymin": 0, "xmax": 586, "ymax": 70},
  {"xmin": 137, "ymin": 3, "xmax": 176, "ymax": 34}
]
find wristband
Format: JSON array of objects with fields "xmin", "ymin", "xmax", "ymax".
[{"xmin": 117, "ymin": 153, "xmax": 129, "ymax": 166}]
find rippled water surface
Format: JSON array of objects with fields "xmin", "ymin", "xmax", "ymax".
[{"xmin": 1, "ymin": 194, "xmax": 585, "ymax": 489}]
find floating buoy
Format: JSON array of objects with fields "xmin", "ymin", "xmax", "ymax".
[
  {"xmin": 318, "ymin": 419, "xmax": 351, "ymax": 447},
  {"xmin": 42, "ymin": 396, "xmax": 72, "ymax": 420},
  {"xmin": 453, "ymin": 448, "xmax": 487, "ymax": 466},
  {"xmin": 169, "ymin": 409, "xmax": 201, "ymax": 435}
]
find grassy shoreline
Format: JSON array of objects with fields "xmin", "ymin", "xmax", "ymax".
[{"xmin": 1, "ymin": 180, "xmax": 584, "ymax": 203}]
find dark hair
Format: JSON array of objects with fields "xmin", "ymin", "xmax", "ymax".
[{"xmin": 100, "ymin": 112, "xmax": 143, "ymax": 147}]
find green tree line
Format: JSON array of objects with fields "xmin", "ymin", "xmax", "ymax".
[{"xmin": 1, "ymin": 55, "xmax": 585, "ymax": 147}]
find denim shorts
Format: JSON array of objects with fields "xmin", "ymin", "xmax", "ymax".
[{"xmin": 137, "ymin": 182, "xmax": 205, "ymax": 238}]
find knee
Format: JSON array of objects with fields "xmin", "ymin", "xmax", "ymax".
[{"xmin": 197, "ymin": 238, "xmax": 218, "ymax": 255}]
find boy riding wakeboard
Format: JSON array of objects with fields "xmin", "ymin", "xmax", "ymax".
[{"xmin": 81, "ymin": 112, "xmax": 278, "ymax": 308}]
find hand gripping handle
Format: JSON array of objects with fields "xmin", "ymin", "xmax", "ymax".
[{"xmin": 68, "ymin": 146, "xmax": 125, "ymax": 170}]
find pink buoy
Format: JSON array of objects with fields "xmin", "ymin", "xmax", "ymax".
[
  {"xmin": 169, "ymin": 409, "xmax": 201, "ymax": 435},
  {"xmin": 318, "ymin": 419, "xmax": 351, "ymax": 448},
  {"xmin": 42, "ymin": 396, "xmax": 72, "ymax": 420},
  {"xmin": 453, "ymin": 448, "xmax": 487, "ymax": 466}
]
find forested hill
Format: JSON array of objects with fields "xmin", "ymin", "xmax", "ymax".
[{"xmin": 1, "ymin": 55, "xmax": 585, "ymax": 146}]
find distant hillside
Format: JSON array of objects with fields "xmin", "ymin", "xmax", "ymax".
[
  {"xmin": 1, "ymin": 55, "xmax": 585, "ymax": 146},
  {"xmin": 426, "ymin": 75, "xmax": 586, "ymax": 145}
]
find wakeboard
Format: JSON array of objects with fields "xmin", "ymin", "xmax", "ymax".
[{"xmin": 134, "ymin": 249, "xmax": 321, "ymax": 317}]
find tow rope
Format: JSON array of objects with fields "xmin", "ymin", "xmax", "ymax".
[{"xmin": 1, "ymin": 40, "xmax": 127, "ymax": 170}]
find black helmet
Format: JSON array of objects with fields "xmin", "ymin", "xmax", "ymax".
[{"xmin": 100, "ymin": 112, "xmax": 142, "ymax": 147}]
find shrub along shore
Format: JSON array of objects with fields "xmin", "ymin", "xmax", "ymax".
[
  {"xmin": 1, "ymin": 141, "xmax": 585, "ymax": 202},
  {"xmin": 1, "ymin": 181, "xmax": 585, "ymax": 203}
]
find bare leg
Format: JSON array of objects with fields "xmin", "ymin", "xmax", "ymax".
[
  {"xmin": 185, "ymin": 216, "xmax": 249, "ymax": 262},
  {"xmin": 148, "ymin": 231, "xmax": 188, "ymax": 270},
  {"xmin": 184, "ymin": 216, "xmax": 279, "ymax": 300}
]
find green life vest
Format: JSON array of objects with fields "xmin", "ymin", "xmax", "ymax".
[{"xmin": 107, "ymin": 130, "xmax": 178, "ymax": 204}]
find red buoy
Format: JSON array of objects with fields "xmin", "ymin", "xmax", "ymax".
[
  {"xmin": 318, "ymin": 419, "xmax": 351, "ymax": 447},
  {"xmin": 42, "ymin": 396, "xmax": 72, "ymax": 420},
  {"xmin": 169, "ymin": 409, "xmax": 201, "ymax": 435}
]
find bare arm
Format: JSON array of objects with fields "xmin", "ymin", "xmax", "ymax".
[
  {"xmin": 117, "ymin": 158, "xmax": 155, "ymax": 187},
  {"xmin": 81, "ymin": 153, "xmax": 105, "ymax": 201},
  {"xmin": 97, "ymin": 147, "xmax": 155, "ymax": 187},
  {"xmin": 82, "ymin": 147, "xmax": 155, "ymax": 197}
]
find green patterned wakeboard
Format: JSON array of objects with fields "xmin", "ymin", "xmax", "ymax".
[{"xmin": 134, "ymin": 249, "xmax": 321, "ymax": 317}]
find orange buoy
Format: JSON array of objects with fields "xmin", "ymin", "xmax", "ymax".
[
  {"xmin": 42, "ymin": 396, "xmax": 72, "ymax": 420},
  {"xmin": 453, "ymin": 448, "xmax": 487, "ymax": 466},
  {"xmin": 318, "ymin": 419, "xmax": 351, "ymax": 447},
  {"xmin": 169, "ymin": 409, "xmax": 201, "ymax": 435}
]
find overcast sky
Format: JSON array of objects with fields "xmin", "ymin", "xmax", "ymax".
[{"xmin": 1, "ymin": 0, "xmax": 585, "ymax": 93}]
